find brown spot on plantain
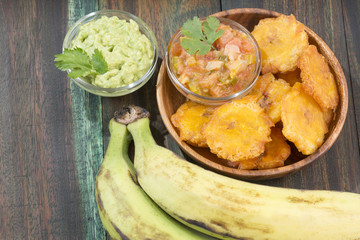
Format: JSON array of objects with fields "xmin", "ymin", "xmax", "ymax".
[
  {"xmin": 95, "ymin": 168, "xmax": 105, "ymax": 212},
  {"xmin": 287, "ymin": 196, "xmax": 325, "ymax": 205},
  {"xmin": 95, "ymin": 189, "xmax": 105, "ymax": 212},
  {"xmin": 210, "ymin": 220, "xmax": 229, "ymax": 231},
  {"xmin": 230, "ymin": 218, "xmax": 273, "ymax": 235},
  {"xmin": 104, "ymin": 169, "xmax": 111, "ymax": 181},
  {"xmin": 128, "ymin": 170, "xmax": 139, "ymax": 186},
  {"xmin": 97, "ymin": 164, "xmax": 104, "ymax": 177},
  {"xmin": 110, "ymin": 221, "xmax": 131, "ymax": 240},
  {"xmin": 241, "ymin": 188, "xmax": 261, "ymax": 198},
  {"xmin": 177, "ymin": 215, "xmax": 252, "ymax": 240}
]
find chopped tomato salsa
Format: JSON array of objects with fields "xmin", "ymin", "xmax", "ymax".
[{"xmin": 170, "ymin": 24, "xmax": 257, "ymax": 98}]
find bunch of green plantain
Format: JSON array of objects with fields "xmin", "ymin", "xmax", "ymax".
[{"xmin": 96, "ymin": 105, "xmax": 360, "ymax": 240}]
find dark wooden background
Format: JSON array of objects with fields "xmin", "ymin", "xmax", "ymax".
[{"xmin": 0, "ymin": 0, "xmax": 359, "ymax": 239}]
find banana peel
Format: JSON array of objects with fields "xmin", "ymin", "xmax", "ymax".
[
  {"xmin": 124, "ymin": 106, "xmax": 360, "ymax": 240},
  {"xmin": 95, "ymin": 109, "xmax": 217, "ymax": 240}
]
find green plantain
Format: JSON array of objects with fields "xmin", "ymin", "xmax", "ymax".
[
  {"xmin": 95, "ymin": 109, "xmax": 217, "ymax": 240},
  {"xmin": 125, "ymin": 105, "xmax": 360, "ymax": 240}
]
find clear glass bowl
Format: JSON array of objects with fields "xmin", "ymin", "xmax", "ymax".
[
  {"xmin": 165, "ymin": 17, "xmax": 261, "ymax": 105},
  {"xmin": 62, "ymin": 10, "xmax": 158, "ymax": 97}
]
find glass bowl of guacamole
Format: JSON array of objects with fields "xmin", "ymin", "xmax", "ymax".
[{"xmin": 62, "ymin": 10, "xmax": 158, "ymax": 97}]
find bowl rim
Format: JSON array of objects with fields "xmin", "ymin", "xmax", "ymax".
[
  {"xmin": 157, "ymin": 8, "xmax": 348, "ymax": 180},
  {"xmin": 62, "ymin": 9, "xmax": 158, "ymax": 95},
  {"xmin": 165, "ymin": 16, "xmax": 262, "ymax": 105}
]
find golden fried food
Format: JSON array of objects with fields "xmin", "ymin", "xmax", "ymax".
[
  {"xmin": 257, "ymin": 127, "xmax": 291, "ymax": 169},
  {"xmin": 203, "ymin": 95, "xmax": 273, "ymax": 162},
  {"xmin": 171, "ymin": 101, "xmax": 215, "ymax": 147},
  {"xmin": 252, "ymin": 14, "xmax": 309, "ymax": 74},
  {"xmin": 276, "ymin": 68, "xmax": 301, "ymax": 86},
  {"xmin": 260, "ymin": 78, "xmax": 291, "ymax": 124},
  {"xmin": 238, "ymin": 158, "xmax": 260, "ymax": 170},
  {"xmin": 225, "ymin": 158, "xmax": 260, "ymax": 170},
  {"xmin": 281, "ymin": 82, "xmax": 328, "ymax": 155},
  {"xmin": 233, "ymin": 127, "xmax": 290, "ymax": 170},
  {"xmin": 322, "ymin": 108, "xmax": 334, "ymax": 126},
  {"xmin": 248, "ymin": 72, "xmax": 275, "ymax": 99},
  {"xmin": 298, "ymin": 45, "xmax": 339, "ymax": 111}
]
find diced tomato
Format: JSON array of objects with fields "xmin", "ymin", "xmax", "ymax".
[
  {"xmin": 227, "ymin": 38, "xmax": 243, "ymax": 49},
  {"xmin": 233, "ymin": 78, "xmax": 244, "ymax": 92},
  {"xmin": 205, "ymin": 60, "xmax": 223, "ymax": 71},
  {"xmin": 233, "ymin": 68, "xmax": 251, "ymax": 92},
  {"xmin": 198, "ymin": 72, "xmax": 218, "ymax": 90},
  {"xmin": 180, "ymin": 49, "xmax": 191, "ymax": 59},
  {"xmin": 176, "ymin": 61, "xmax": 186, "ymax": 75},
  {"xmin": 196, "ymin": 59, "xmax": 206, "ymax": 68},
  {"xmin": 182, "ymin": 65, "xmax": 205, "ymax": 77},
  {"xmin": 209, "ymin": 83, "xmax": 223, "ymax": 97},
  {"xmin": 197, "ymin": 50, "xmax": 214, "ymax": 60},
  {"xmin": 214, "ymin": 29, "xmax": 233, "ymax": 49},
  {"xmin": 240, "ymin": 39, "xmax": 254, "ymax": 53},
  {"xmin": 171, "ymin": 42, "xmax": 183, "ymax": 56},
  {"xmin": 224, "ymin": 44, "xmax": 240, "ymax": 61}
]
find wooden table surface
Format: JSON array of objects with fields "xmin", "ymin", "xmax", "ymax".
[{"xmin": 1, "ymin": 0, "xmax": 359, "ymax": 239}]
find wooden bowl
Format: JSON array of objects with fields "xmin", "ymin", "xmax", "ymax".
[{"xmin": 156, "ymin": 8, "xmax": 348, "ymax": 180}]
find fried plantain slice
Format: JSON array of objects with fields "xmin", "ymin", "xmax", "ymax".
[
  {"xmin": 224, "ymin": 158, "xmax": 260, "ymax": 170},
  {"xmin": 322, "ymin": 108, "xmax": 334, "ymax": 126},
  {"xmin": 171, "ymin": 101, "xmax": 216, "ymax": 147},
  {"xmin": 281, "ymin": 82, "xmax": 328, "ymax": 155},
  {"xmin": 257, "ymin": 127, "xmax": 291, "ymax": 169},
  {"xmin": 203, "ymin": 95, "xmax": 273, "ymax": 162},
  {"xmin": 248, "ymin": 72, "xmax": 275, "ymax": 99},
  {"xmin": 298, "ymin": 45, "xmax": 339, "ymax": 111},
  {"xmin": 276, "ymin": 68, "xmax": 301, "ymax": 86},
  {"xmin": 260, "ymin": 78, "xmax": 291, "ymax": 124},
  {"xmin": 252, "ymin": 14, "xmax": 309, "ymax": 74},
  {"xmin": 233, "ymin": 127, "xmax": 291, "ymax": 170},
  {"xmin": 238, "ymin": 158, "xmax": 261, "ymax": 170}
]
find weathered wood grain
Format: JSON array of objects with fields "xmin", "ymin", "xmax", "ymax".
[
  {"xmin": 221, "ymin": 0, "xmax": 360, "ymax": 193},
  {"xmin": 67, "ymin": 0, "xmax": 106, "ymax": 239},
  {"xmin": 342, "ymin": 0, "xmax": 360, "ymax": 186},
  {"xmin": 0, "ymin": 0, "xmax": 86, "ymax": 239}
]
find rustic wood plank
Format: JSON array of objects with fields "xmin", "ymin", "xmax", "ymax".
[
  {"xmin": 67, "ymin": 0, "xmax": 107, "ymax": 239},
  {"xmin": 342, "ymin": 0, "xmax": 360, "ymax": 182},
  {"xmin": 99, "ymin": 0, "xmax": 221, "ymax": 151},
  {"xmin": 221, "ymin": 0, "xmax": 360, "ymax": 193},
  {"xmin": 0, "ymin": 0, "xmax": 91, "ymax": 239}
]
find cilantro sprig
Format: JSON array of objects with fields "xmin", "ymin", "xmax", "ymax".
[
  {"xmin": 54, "ymin": 48, "xmax": 108, "ymax": 79},
  {"xmin": 180, "ymin": 16, "xmax": 224, "ymax": 55}
]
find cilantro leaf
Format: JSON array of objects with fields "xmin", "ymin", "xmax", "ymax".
[
  {"xmin": 181, "ymin": 16, "xmax": 204, "ymax": 40},
  {"xmin": 180, "ymin": 16, "xmax": 224, "ymax": 55},
  {"xmin": 202, "ymin": 16, "xmax": 224, "ymax": 45},
  {"xmin": 54, "ymin": 47, "xmax": 108, "ymax": 79},
  {"xmin": 68, "ymin": 68, "xmax": 92, "ymax": 79},
  {"xmin": 91, "ymin": 49, "xmax": 108, "ymax": 74},
  {"xmin": 181, "ymin": 37, "xmax": 212, "ymax": 55},
  {"xmin": 55, "ymin": 48, "xmax": 92, "ymax": 72}
]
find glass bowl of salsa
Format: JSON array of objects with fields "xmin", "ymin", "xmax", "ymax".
[{"xmin": 166, "ymin": 17, "xmax": 261, "ymax": 105}]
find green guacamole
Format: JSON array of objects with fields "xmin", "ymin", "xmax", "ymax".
[{"xmin": 71, "ymin": 16, "xmax": 154, "ymax": 88}]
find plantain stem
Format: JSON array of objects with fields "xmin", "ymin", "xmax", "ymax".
[
  {"xmin": 127, "ymin": 118, "xmax": 157, "ymax": 149},
  {"xmin": 106, "ymin": 119, "xmax": 136, "ymax": 176},
  {"xmin": 114, "ymin": 105, "xmax": 150, "ymax": 125}
]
